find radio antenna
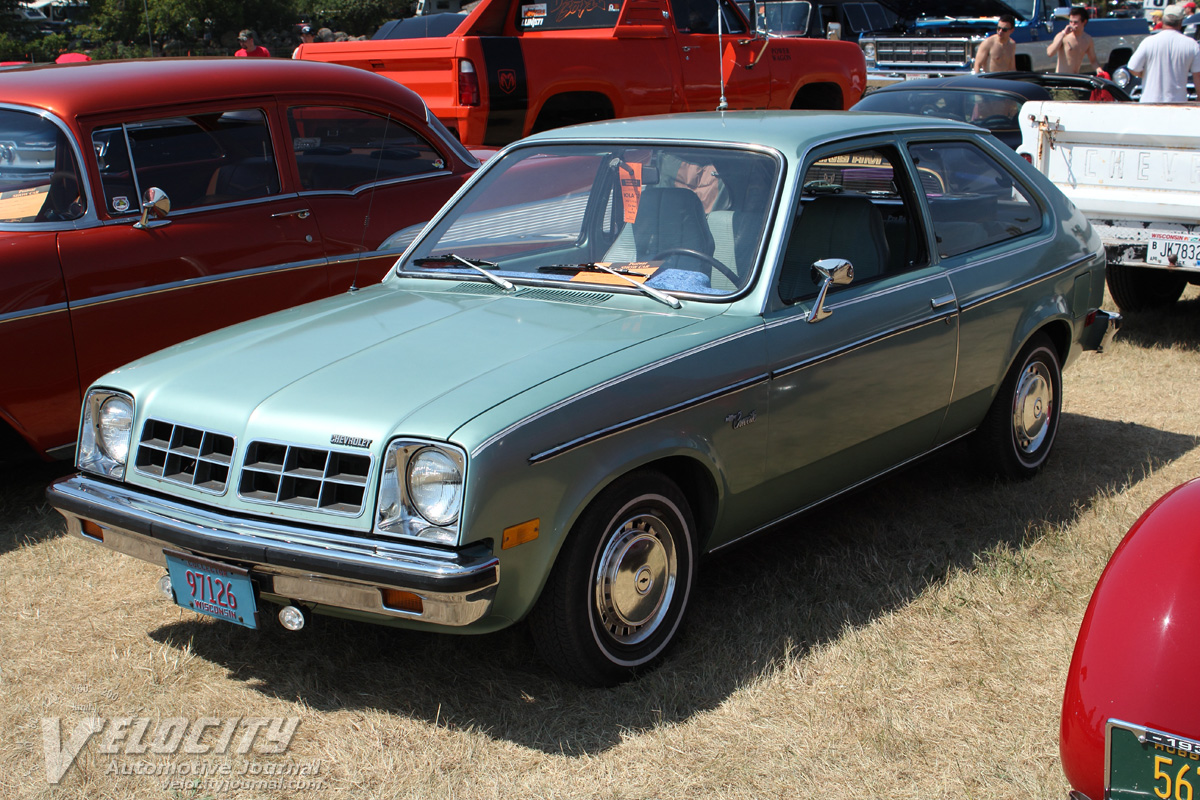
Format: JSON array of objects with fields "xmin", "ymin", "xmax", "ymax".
[
  {"xmin": 716, "ymin": 0, "xmax": 728, "ymax": 111},
  {"xmin": 349, "ymin": 114, "xmax": 393, "ymax": 293}
]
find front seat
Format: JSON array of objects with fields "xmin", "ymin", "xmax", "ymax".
[
  {"xmin": 605, "ymin": 187, "xmax": 715, "ymax": 263},
  {"xmin": 777, "ymin": 194, "xmax": 890, "ymax": 303}
]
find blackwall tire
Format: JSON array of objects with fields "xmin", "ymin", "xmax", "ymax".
[{"xmin": 1106, "ymin": 263, "xmax": 1186, "ymax": 312}]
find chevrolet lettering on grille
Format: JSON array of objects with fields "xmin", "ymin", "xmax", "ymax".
[{"xmin": 331, "ymin": 434, "xmax": 373, "ymax": 449}]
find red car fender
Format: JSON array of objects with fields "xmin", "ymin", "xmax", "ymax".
[{"xmin": 1060, "ymin": 477, "xmax": 1200, "ymax": 800}]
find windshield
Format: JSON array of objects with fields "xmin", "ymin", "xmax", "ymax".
[
  {"xmin": 0, "ymin": 108, "xmax": 85, "ymax": 224},
  {"xmin": 400, "ymin": 144, "xmax": 780, "ymax": 299},
  {"xmin": 854, "ymin": 89, "xmax": 1022, "ymax": 132}
]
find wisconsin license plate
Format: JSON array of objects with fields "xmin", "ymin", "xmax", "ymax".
[
  {"xmin": 1147, "ymin": 232, "xmax": 1200, "ymax": 268},
  {"xmin": 164, "ymin": 550, "xmax": 258, "ymax": 629},
  {"xmin": 1107, "ymin": 720, "xmax": 1200, "ymax": 800}
]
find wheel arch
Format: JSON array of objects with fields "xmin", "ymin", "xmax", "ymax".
[
  {"xmin": 529, "ymin": 90, "xmax": 617, "ymax": 135},
  {"xmin": 790, "ymin": 81, "xmax": 845, "ymax": 110}
]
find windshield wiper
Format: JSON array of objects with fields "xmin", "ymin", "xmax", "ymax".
[
  {"xmin": 537, "ymin": 262, "xmax": 681, "ymax": 309},
  {"xmin": 411, "ymin": 254, "xmax": 515, "ymax": 291}
]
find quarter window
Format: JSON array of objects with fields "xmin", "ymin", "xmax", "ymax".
[
  {"xmin": 0, "ymin": 109, "xmax": 86, "ymax": 223},
  {"xmin": 908, "ymin": 141, "xmax": 1042, "ymax": 259},
  {"xmin": 287, "ymin": 107, "xmax": 446, "ymax": 192},
  {"xmin": 92, "ymin": 109, "xmax": 279, "ymax": 216}
]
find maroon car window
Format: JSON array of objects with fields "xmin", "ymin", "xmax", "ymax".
[
  {"xmin": 92, "ymin": 109, "xmax": 279, "ymax": 215},
  {"xmin": 0, "ymin": 109, "xmax": 86, "ymax": 224},
  {"xmin": 287, "ymin": 107, "xmax": 446, "ymax": 192},
  {"xmin": 908, "ymin": 141, "xmax": 1041, "ymax": 259}
]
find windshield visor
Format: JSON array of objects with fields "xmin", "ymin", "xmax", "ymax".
[{"xmin": 399, "ymin": 143, "xmax": 780, "ymax": 299}]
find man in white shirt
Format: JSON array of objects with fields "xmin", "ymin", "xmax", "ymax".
[{"xmin": 1128, "ymin": 4, "xmax": 1200, "ymax": 102}]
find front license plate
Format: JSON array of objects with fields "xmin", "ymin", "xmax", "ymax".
[
  {"xmin": 164, "ymin": 550, "xmax": 257, "ymax": 629},
  {"xmin": 1148, "ymin": 232, "xmax": 1200, "ymax": 267},
  {"xmin": 1108, "ymin": 720, "xmax": 1200, "ymax": 799}
]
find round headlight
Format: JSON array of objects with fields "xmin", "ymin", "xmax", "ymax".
[
  {"xmin": 1113, "ymin": 66, "xmax": 1132, "ymax": 89},
  {"xmin": 862, "ymin": 42, "xmax": 876, "ymax": 60},
  {"xmin": 97, "ymin": 396, "xmax": 133, "ymax": 463},
  {"xmin": 407, "ymin": 447, "xmax": 462, "ymax": 526}
]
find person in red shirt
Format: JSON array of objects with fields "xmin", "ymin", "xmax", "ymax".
[{"xmin": 235, "ymin": 30, "xmax": 270, "ymax": 58}]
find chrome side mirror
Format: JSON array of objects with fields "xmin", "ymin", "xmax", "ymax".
[
  {"xmin": 135, "ymin": 187, "xmax": 171, "ymax": 229},
  {"xmin": 807, "ymin": 258, "xmax": 854, "ymax": 323}
]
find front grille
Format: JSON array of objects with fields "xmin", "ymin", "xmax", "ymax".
[
  {"xmin": 135, "ymin": 420, "xmax": 235, "ymax": 494},
  {"xmin": 875, "ymin": 38, "xmax": 970, "ymax": 67},
  {"xmin": 238, "ymin": 441, "xmax": 371, "ymax": 516}
]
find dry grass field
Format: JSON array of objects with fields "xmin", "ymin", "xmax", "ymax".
[{"xmin": 2, "ymin": 288, "xmax": 1197, "ymax": 800}]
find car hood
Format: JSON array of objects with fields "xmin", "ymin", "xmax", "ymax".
[
  {"xmin": 113, "ymin": 281, "xmax": 719, "ymax": 449},
  {"xmin": 873, "ymin": 0, "xmax": 1027, "ymax": 22}
]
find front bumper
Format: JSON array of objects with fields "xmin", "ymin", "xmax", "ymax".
[
  {"xmin": 47, "ymin": 475, "xmax": 499, "ymax": 627},
  {"xmin": 1082, "ymin": 309, "xmax": 1121, "ymax": 354}
]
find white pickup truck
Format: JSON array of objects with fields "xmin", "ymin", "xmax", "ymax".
[{"xmin": 1018, "ymin": 100, "xmax": 1200, "ymax": 311}]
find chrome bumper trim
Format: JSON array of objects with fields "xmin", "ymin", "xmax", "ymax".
[
  {"xmin": 1083, "ymin": 309, "xmax": 1121, "ymax": 354},
  {"xmin": 47, "ymin": 475, "xmax": 498, "ymax": 626}
]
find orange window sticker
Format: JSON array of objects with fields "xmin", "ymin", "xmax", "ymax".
[
  {"xmin": 569, "ymin": 261, "xmax": 658, "ymax": 285},
  {"xmin": 620, "ymin": 161, "xmax": 642, "ymax": 223}
]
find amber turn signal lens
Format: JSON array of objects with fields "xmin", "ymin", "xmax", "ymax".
[
  {"xmin": 502, "ymin": 518, "xmax": 540, "ymax": 550},
  {"xmin": 81, "ymin": 520, "xmax": 104, "ymax": 541},
  {"xmin": 381, "ymin": 589, "xmax": 423, "ymax": 614}
]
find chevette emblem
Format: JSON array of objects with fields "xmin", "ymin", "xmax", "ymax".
[
  {"xmin": 724, "ymin": 410, "xmax": 757, "ymax": 430},
  {"xmin": 330, "ymin": 434, "xmax": 373, "ymax": 449},
  {"xmin": 497, "ymin": 69, "xmax": 517, "ymax": 94}
]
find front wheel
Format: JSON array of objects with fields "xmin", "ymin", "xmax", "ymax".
[
  {"xmin": 971, "ymin": 334, "xmax": 1062, "ymax": 480},
  {"xmin": 529, "ymin": 471, "xmax": 696, "ymax": 687}
]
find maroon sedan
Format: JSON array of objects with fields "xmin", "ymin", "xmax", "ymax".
[{"xmin": 0, "ymin": 59, "xmax": 479, "ymax": 461}]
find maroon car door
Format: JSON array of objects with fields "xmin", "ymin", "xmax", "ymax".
[
  {"xmin": 283, "ymin": 104, "xmax": 467, "ymax": 290},
  {"xmin": 57, "ymin": 102, "xmax": 329, "ymax": 385}
]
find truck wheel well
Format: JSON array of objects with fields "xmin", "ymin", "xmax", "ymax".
[
  {"xmin": 791, "ymin": 83, "xmax": 844, "ymax": 110},
  {"xmin": 531, "ymin": 93, "xmax": 615, "ymax": 135}
]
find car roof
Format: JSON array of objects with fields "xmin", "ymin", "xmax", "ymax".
[
  {"xmin": 524, "ymin": 110, "xmax": 985, "ymax": 152},
  {"xmin": 864, "ymin": 74, "xmax": 1051, "ymax": 100},
  {"xmin": 0, "ymin": 58, "xmax": 431, "ymax": 121}
]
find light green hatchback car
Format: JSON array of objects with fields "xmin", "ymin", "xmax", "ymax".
[{"xmin": 49, "ymin": 111, "xmax": 1118, "ymax": 686}]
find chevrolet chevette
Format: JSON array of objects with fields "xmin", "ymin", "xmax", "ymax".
[{"xmin": 48, "ymin": 111, "xmax": 1118, "ymax": 686}]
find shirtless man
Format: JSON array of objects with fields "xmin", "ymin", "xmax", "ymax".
[
  {"xmin": 1048, "ymin": 7, "xmax": 1101, "ymax": 74},
  {"xmin": 973, "ymin": 15, "xmax": 1016, "ymax": 73}
]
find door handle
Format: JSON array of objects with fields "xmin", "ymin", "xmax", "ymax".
[
  {"xmin": 930, "ymin": 293, "xmax": 956, "ymax": 310},
  {"xmin": 681, "ymin": 45, "xmax": 700, "ymax": 52},
  {"xmin": 271, "ymin": 209, "xmax": 311, "ymax": 219}
]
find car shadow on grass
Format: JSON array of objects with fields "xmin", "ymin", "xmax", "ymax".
[
  {"xmin": 0, "ymin": 459, "xmax": 73, "ymax": 557},
  {"xmin": 1113, "ymin": 290, "xmax": 1200, "ymax": 351},
  {"xmin": 146, "ymin": 412, "xmax": 1198, "ymax": 756}
]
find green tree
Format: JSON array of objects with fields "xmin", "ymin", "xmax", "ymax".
[{"xmin": 298, "ymin": 0, "xmax": 408, "ymax": 36}]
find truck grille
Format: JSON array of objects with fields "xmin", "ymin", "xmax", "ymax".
[
  {"xmin": 238, "ymin": 441, "xmax": 371, "ymax": 516},
  {"xmin": 135, "ymin": 420, "xmax": 235, "ymax": 494},
  {"xmin": 875, "ymin": 38, "xmax": 970, "ymax": 67}
]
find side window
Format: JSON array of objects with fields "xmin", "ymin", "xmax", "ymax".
[
  {"xmin": 92, "ymin": 109, "xmax": 279, "ymax": 215},
  {"xmin": 0, "ymin": 109, "xmax": 85, "ymax": 223},
  {"xmin": 518, "ymin": 0, "xmax": 624, "ymax": 30},
  {"xmin": 288, "ymin": 107, "xmax": 447, "ymax": 192},
  {"xmin": 908, "ymin": 141, "xmax": 1042, "ymax": 259},
  {"xmin": 778, "ymin": 146, "xmax": 927, "ymax": 303},
  {"xmin": 671, "ymin": 0, "xmax": 747, "ymax": 33}
]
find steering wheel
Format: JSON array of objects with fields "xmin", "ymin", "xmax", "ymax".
[
  {"xmin": 973, "ymin": 114, "xmax": 1014, "ymax": 130},
  {"xmin": 650, "ymin": 248, "xmax": 739, "ymax": 286}
]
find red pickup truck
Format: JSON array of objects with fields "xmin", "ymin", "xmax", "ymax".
[{"xmin": 296, "ymin": 0, "xmax": 867, "ymax": 146}]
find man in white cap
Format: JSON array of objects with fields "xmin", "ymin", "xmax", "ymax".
[{"xmin": 1127, "ymin": 3, "xmax": 1200, "ymax": 102}]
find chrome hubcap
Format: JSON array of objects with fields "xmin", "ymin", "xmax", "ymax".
[
  {"xmin": 595, "ymin": 513, "xmax": 677, "ymax": 645},
  {"xmin": 1012, "ymin": 360, "xmax": 1053, "ymax": 455}
]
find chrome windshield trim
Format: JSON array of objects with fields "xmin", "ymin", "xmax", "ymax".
[
  {"xmin": 771, "ymin": 309, "xmax": 958, "ymax": 380},
  {"xmin": 529, "ymin": 373, "xmax": 770, "ymax": 464},
  {"xmin": 68, "ymin": 258, "xmax": 329, "ymax": 309},
  {"xmin": 0, "ymin": 302, "xmax": 69, "ymax": 325},
  {"xmin": 471, "ymin": 324, "xmax": 764, "ymax": 457},
  {"xmin": 957, "ymin": 252, "xmax": 1097, "ymax": 313}
]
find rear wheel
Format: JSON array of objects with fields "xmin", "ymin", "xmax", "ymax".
[
  {"xmin": 1106, "ymin": 263, "xmax": 1186, "ymax": 312},
  {"xmin": 529, "ymin": 471, "xmax": 696, "ymax": 686},
  {"xmin": 971, "ymin": 334, "xmax": 1062, "ymax": 480}
]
